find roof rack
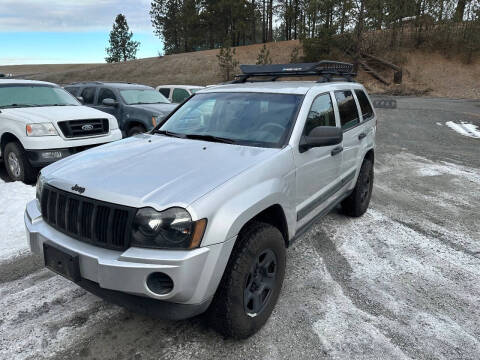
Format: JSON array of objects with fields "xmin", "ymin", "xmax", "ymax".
[
  {"xmin": 233, "ymin": 61, "xmax": 356, "ymax": 83},
  {"xmin": 69, "ymin": 81, "xmax": 138, "ymax": 85},
  {"xmin": 70, "ymin": 81, "xmax": 104, "ymax": 85}
]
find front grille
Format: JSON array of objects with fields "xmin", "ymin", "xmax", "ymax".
[
  {"xmin": 58, "ymin": 119, "xmax": 109, "ymax": 138},
  {"xmin": 41, "ymin": 185, "xmax": 135, "ymax": 251}
]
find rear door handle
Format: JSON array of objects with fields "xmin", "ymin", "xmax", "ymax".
[
  {"xmin": 358, "ymin": 132, "xmax": 367, "ymax": 140},
  {"xmin": 331, "ymin": 146, "xmax": 343, "ymax": 156}
]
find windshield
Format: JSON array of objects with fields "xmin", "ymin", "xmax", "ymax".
[
  {"xmin": 190, "ymin": 88, "xmax": 202, "ymax": 94},
  {"xmin": 120, "ymin": 89, "xmax": 170, "ymax": 105},
  {"xmin": 158, "ymin": 92, "xmax": 303, "ymax": 148},
  {"xmin": 0, "ymin": 85, "xmax": 79, "ymax": 108}
]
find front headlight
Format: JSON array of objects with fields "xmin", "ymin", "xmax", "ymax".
[
  {"xmin": 131, "ymin": 207, "xmax": 207, "ymax": 249},
  {"xmin": 36, "ymin": 174, "xmax": 45, "ymax": 201},
  {"xmin": 26, "ymin": 123, "xmax": 58, "ymax": 137}
]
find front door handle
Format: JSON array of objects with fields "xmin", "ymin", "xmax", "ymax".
[
  {"xmin": 331, "ymin": 146, "xmax": 343, "ymax": 156},
  {"xmin": 358, "ymin": 132, "xmax": 367, "ymax": 140}
]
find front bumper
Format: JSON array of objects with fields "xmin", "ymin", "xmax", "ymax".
[
  {"xmin": 26, "ymin": 144, "xmax": 104, "ymax": 167},
  {"xmin": 25, "ymin": 200, "xmax": 235, "ymax": 318},
  {"xmin": 23, "ymin": 128, "xmax": 123, "ymax": 167}
]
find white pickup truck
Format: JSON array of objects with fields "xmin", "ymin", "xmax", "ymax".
[{"xmin": 0, "ymin": 80, "xmax": 122, "ymax": 183}]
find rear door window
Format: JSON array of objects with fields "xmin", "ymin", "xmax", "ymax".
[
  {"xmin": 334, "ymin": 90, "xmax": 360, "ymax": 131},
  {"xmin": 354, "ymin": 89, "xmax": 374, "ymax": 121},
  {"xmin": 172, "ymin": 88, "xmax": 190, "ymax": 103},
  {"xmin": 98, "ymin": 88, "xmax": 117, "ymax": 104},
  {"xmin": 158, "ymin": 88, "xmax": 170, "ymax": 98},
  {"xmin": 80, "ymin": 87, "xmax": 96, "ymax": 105}
]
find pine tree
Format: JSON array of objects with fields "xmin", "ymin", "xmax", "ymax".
[
  {"xmin": 217, "ymin": 40, "xmax": 239, "ymax": 81},
  {"xmin": 105, "ymin": 14, "xmax": 140, "ymax": 63},
  {"xmin": 256, "ymin": 44, "xmax": 273, "ymax": 64}
]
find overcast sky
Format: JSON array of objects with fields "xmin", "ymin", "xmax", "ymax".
[{"xmin": 0, "ymin": 0, "xmax": 162, "ymax": 65}]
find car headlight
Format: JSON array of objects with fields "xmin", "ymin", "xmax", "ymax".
[
  {"xmin": 26, "ymin": 123, "xmax": 58, "ymax": 137},
  {"xmin": 131, "ymin": 207, "xmax": 207, "ymax": 249},
  {"xmin": 36, "ymin": 174, "xmax": 45, "ymax": 201}
]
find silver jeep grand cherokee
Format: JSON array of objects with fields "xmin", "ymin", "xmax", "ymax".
[{"xmin": 25, "ymin": 62, "xmax": 376, "ymax": 339}]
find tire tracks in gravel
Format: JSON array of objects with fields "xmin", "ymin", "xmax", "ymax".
[
  {"xmin": 0, "ymin": 251, "xmax": 44, "ymax": 283},
  {"xmin": 0, "ymin": 267, "xmax": 122, "ymax": 360},
  {"xmin": 310, "ymin": 205, "xmax": 480, "ymax": 360},
  {"xmin": 308, "ymin": 219, "xmax": 419, "ymax": 360}
]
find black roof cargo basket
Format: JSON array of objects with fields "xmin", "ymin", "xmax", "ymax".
[{"xmin": 233, "ymin": 61, "xmax": 356, "ymax": 83}]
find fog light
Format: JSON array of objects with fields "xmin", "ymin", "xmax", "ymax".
[
  {"xmin": 146, "ymin": 272, "xmax": 173, "ymax": 295},
  {"xmin": 40, "ymin": 151, "xmax": 64, "ymax": 160}
]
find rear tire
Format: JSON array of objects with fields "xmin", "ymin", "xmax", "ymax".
[
  {"xmin": 207, "ymin": 221, "xmax": 286, "ymax": 339},
  {"xmin": 127, "ymin": 125, "xmax": 146, "ymax": 137},
  {"xmin": 341, "ymin": 158, "xmax": 374, "ymax": 217},
  {"xmin": 3, "ymin": 142, "xmax": 37, "ymax": 183}
]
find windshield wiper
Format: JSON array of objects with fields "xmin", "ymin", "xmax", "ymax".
[
  {"xmin": 0, "ymin": 104, "xmax": 37, "ymax": 108},
  {"xmin": 184, "ymin": 134, "xmax": 236, "ymax": 144},
  {"xmin": 130, "ymin": 102, "xmax": 168, "ymax": 105},
  {"xmin": 153, "ymin": 129, "xmax": 185, "ymax": 138}
]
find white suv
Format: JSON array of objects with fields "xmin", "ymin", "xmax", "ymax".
[
  {"xmin": 0, "ymin": 80, "xmax": 122, "ymax": 183},
  {"xmin": 25, "ymin": 62, "xmax": 376, "ymax": 338},
  {"xmin": 156, "ymin": 85, "xmax": 204, "ymax": 103}
]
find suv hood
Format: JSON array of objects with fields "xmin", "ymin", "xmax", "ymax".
[
  {"xmin": 130, "ymin": 103, "xmax": 177, "ymax": 115},
  {"xmin": 2, "ymin": 105, "xmax": 114, "ymax": 124},
  {"xmin": 43, "ymin": 134, "xmax": 278, "ymax": 209}
]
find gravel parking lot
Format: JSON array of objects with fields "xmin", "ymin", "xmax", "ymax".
[{"xmin": 1, "ymin": 96, "xmax": 479, "ymax": 360}]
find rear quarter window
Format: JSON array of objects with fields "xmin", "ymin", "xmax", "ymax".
[{"xmin": 355, "ymin": 89, "xmax": 374, "ymax": 121}]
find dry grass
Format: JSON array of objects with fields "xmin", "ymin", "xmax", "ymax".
[
  {"xmin": 358, "ymin": 50, "xmax": 480, "ymax": 99},
  {"xmin": 1, "ymin": 40, "xmax": 478, "ymax": 99}
]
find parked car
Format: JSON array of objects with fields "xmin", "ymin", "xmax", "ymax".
[
  {"xmin": 65, "ymin": 82, "xmax": 177, "ymax": 137},
  {"xmin": 155, "ymin": 85, "xmax": 204, "ymax": 103},
  {"xmin": 26, "ymin": 62, "xmax": 376, "ymax": 338},
  {"xmin": 0, "ymin": 79, "xmax": 122, "ymax": 183}
]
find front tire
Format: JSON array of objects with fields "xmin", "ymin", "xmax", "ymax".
[
  {"xmin": 341, "ymin": 158, "xmax": 374, "ymax": 217},
  {"xmin": 208, "ymin": 222, "xmax": 286, "ymax": 339},
  {"xmin": 127, "ymin": 125, "xmax": 146, "ymax": 137},
  {"xmin": 3, "ymin": 142, "xmax": 37, "ymax": 183}
]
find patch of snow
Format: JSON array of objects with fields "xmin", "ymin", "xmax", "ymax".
[
  {"xmin": 313, "ymin": 206, "xmax": 480, "ymax": 359},
  {"xmin": 445, "ymin": 121, "xmax": 480, "ymax": 139},
  {"xmin": 377, "ymin": 152, "xmax": 480, "ymax": 184},
  {"xmin": 416, "ymin": 159, "xmax": 480, "ymax": 184},
  {"xmin": 0, "ymin": 269, "xmax": 120, "ymax": 359},
  {"xmin": 436, "ymin": 122, "xmax": 443, "ymax": 126},
  {"xmin": 0, "ymin": 179, "xmax": 35, "ymax": 261}
]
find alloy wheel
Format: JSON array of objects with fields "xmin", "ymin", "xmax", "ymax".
[
  {"xmin": 7, "ymin": 152, "xmax": 21, "ymax": 178},
  {"xmin": 244, "ymin": 249, "xmax": 277, "ymax": 317}
]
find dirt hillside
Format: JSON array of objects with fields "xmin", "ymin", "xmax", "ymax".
[{"xmin": 1, "ymin": 40, "xmax": 478, "ymax": 99}]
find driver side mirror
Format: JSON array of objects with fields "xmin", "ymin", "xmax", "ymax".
[
  {"xmin": 76, "ymin": 96, "xmax": 84, "ymax": 104},
  {"xmin": 102, "ymin": 98, "xmax": 118, "ymax": 107},
  {"xmin": 299, "ymin": 126, "xmax": 343, "ymax": 153}
]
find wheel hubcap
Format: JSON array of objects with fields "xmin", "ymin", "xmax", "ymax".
[
  {"xmin": 7, "ymin": 152, "xmax": 21, "ymax": 178},
  {"xmin": 244, "ymin": 249, "xmax": 277, "ymax": 317}
]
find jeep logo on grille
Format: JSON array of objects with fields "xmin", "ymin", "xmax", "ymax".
[
  {"xmin": 82, "ymin": 124, "xmax": 94, "ymax": 131},
  {"xmin": 71, "ymin": 184, "xmax": 85, "ymax": 194}
]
